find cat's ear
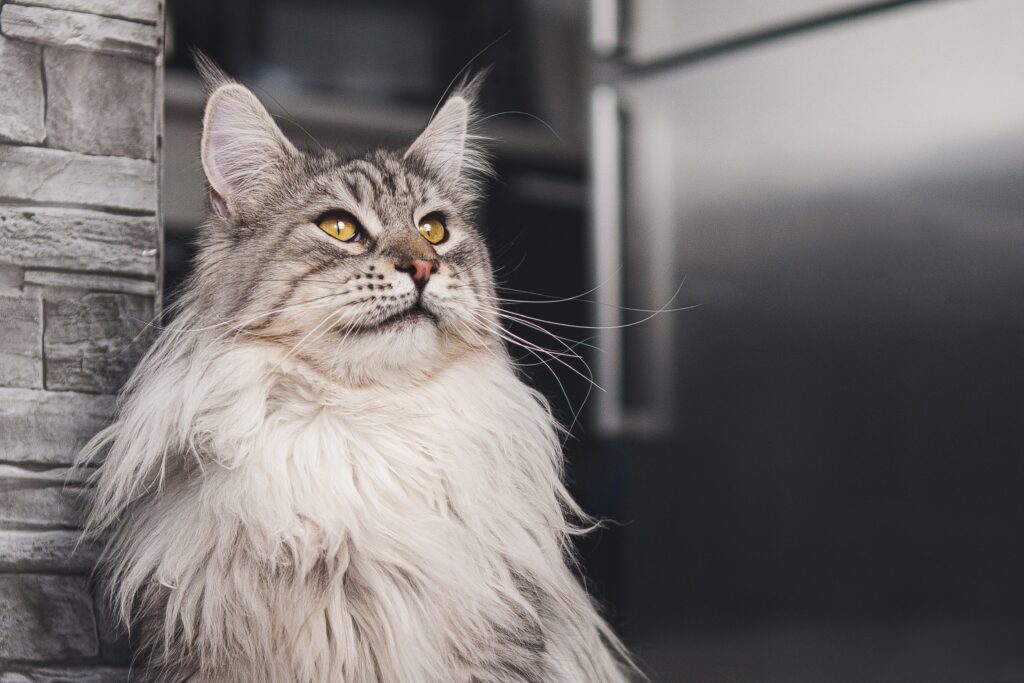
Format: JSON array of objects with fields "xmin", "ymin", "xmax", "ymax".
[
  {"xmin": 200, "ymin": 71, "xmax": 297, "ymax": 218},
  {"xmin": 405, "ymin": 75, "xmax": 491, "ymax": 188}
]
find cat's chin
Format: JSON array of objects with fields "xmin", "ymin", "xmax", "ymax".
[
  {"xmin": 374, "ymin": 303, "xmax": 438, "ymax": 330},
  {"xmin": 306, "ymin": 317, "xmax": 452, "ymax": 385},
  {"xmin": 332, "ymin": 301, "xmax": 440, "ymax": 336},
  {"xmin": 367, "ymin": 312, "xmax": 446, "ymax": 350}
]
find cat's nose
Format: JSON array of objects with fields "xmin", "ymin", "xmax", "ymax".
[{"xmin": 397, "ymin": 258, "xmax": 437, "ymax": 291}]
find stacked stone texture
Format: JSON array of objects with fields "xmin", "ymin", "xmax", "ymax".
[{"xmin": 0, "ymin": 0, "xmax": 162, "ymax": 680}]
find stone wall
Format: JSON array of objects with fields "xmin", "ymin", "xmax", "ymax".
[{"xmin": 0, "ymin": 1, "xmax": 162, "ymax": 680}]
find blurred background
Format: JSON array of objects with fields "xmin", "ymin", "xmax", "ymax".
[{"xmin": 163, "ymin": 1, "xmax": 1024, "ymax": 680}]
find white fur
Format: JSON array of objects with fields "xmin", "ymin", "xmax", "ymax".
[{"xmin": 81, "ymin": 315, "xmax": 632, "ymax": 681}]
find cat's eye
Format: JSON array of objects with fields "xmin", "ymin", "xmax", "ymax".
[
  {"xmin": 418, "ymin": 215, "xmax": 447, "ymax": 244},
  {"xmin": 318, "ymin": 213, "xmax": 361, "ymax": 242}
]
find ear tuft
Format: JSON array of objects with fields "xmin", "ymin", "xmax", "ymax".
[
  {"xmin": 193, "ymin": 49, "xmax": 233, "ymax": 94},
  {"xmin": 405, "ymin": 72, "xmax": 492, "ymax": 190},
  {"xmin": 198, "ymin": 62, "xmax": 297, "ymax": 217}
]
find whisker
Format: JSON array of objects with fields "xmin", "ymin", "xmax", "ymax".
[
  {"xmin": 465, "ymin": 308, "xmax": 591, "ymax": 439},
  {"xmin": 476, "ymin": 110, "xmax": 563, "ymax": 142},
  {"xmin": 493, "ymin": 266, "xmax": 623, "ymax": 305},
  {"xmin": 495, "ymin": 291, "xmax": 696, "ymax": 315},
  {"xmin": 463, "ymin": 308, "xmax": 601, "ymax": 392},
  {"xmin": 484, "ymin": 277, "xmax": 694, "ymax": 331},
  {"xmin": 139, "ymin": 292, "xmax": 350, "ymax": 337},
  {"xmin": 493, "ymin": 310, "xmax": 602, "ymax": 353},
  {"xmin": 430, "ymin": 32, "xmax": 508, "ymax": 120},
  {"xmin": 264, "ymin": 304, "xmax": 349, "ymax": 378}
]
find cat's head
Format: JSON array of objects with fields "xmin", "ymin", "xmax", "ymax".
[{"xmin": 190, "ymin": 68, "xmax": 499, "ymax": 384}]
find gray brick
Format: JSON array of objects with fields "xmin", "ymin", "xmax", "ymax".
[
  {"xmin": 45, "ymin": 48, "xmax": 155, "ymax": 159},
  {"xmin": 0, "ymin": 463, "xmax": 92, "ymax": 484},
  {"xmin": 0, "ymin": 264, "xmax": 24, "ymax": 295},
  {"xmin": 0, "ymin": 478, "xmax": 85, "ymax": 528},
  {"xmin": 0, "ymin": 35, "xmax": 44, "ymax": 144},
  {"xmin": 14, "ymin": 0, "xmax": 160, "ymax": 24},
  {"xmin": 44, "ymin": 292, "xmax": 153, "ymax": 393},
  {"xmin": 0, "ymin": 574, "xmax": 98, "ymax": 660},
  {"xmin": 0, "ymin": 667, "xmax": 129, "ymax": 683},
  {"xmin": 0, "ymin": 144, "xmax": 157, "ymax": 213},
  {"xmin": 0, "ymin": 4, "xmax": 160, "ymax": 60},
  {"xmin": 25, "ymin": 270, "xmax": 157, "ymax": 296},
  {"xmin": 0, "ymin": 207, "xmax": 158, "ymax": 277},
  {"xmin": 0, "ymin": 294, "xmax": 41, "ymax": 389},
  {"xmin": 0, "ymin": 387, "xmax": 115, "ymax": 465},
  {"xmin": 0, "ymin": 529, "xmax": 99, "ymax": 572}
]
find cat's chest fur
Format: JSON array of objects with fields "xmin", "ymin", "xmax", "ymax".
[
  {"xmin": 128, "ymin": 347, "xmax": 573, "ymax": 680},
  {"xmin": 225, "ymin": 352, "xmax": 560, "ymax": 564}
]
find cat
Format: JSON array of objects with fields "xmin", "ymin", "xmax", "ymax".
[{"xmin": 79, "ymin": 64, "xmax": 635, "ymax": 682}]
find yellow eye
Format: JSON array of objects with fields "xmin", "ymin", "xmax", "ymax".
[
  {"xmin": 318, "ymin": 214, "xmax": 360, "ymax": 242},
  {"xmin": 418, "ymin": 216, "xmax": 447, "ymax": 244}
]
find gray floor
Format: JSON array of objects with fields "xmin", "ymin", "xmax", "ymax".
[{"xmin": 632, "ymin": 619, "xmax": 1024, "ymax": 682}]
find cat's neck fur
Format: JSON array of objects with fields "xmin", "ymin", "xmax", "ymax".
[{"xmin": 84, "ymin": 323, "xmax": 628, "ymax": 681}]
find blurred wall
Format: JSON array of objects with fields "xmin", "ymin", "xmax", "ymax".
[{"xmin": 0, "ymin": 1, "xmax": 163, "ymax": 679}]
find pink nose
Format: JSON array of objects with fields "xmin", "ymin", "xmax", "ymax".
[{"xmin": 399, "ymin": 258, "xmax": 436, "ymax": 290}]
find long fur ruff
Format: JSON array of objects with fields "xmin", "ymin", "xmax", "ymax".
[{"xmin": 79, "ymin": 305, "xmax": 633, "ymax": 681}]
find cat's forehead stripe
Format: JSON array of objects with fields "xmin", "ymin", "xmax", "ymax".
[
  {"xmin": 334, "ymin": 158, "xmax": 431, "ymax": 210},
  {"xmin": 345, "ymin": 166, "xmax": 378, "ymax": 205},
  {"xmin": 377, "ymin": 166, "xmax": 396, "ymax": 195},
  {"xmin": 351, "ymin": 159, "xmax": 384, "ymax": 192}
]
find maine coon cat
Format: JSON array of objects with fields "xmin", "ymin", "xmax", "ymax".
[{"xmin": 80, "ymin": 66, "xmax": 634, "ymax": 682}]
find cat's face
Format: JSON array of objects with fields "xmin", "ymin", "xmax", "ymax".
[{"xmin": 192, "ymin": 76, "xmax": 498, "ymax": 383}]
